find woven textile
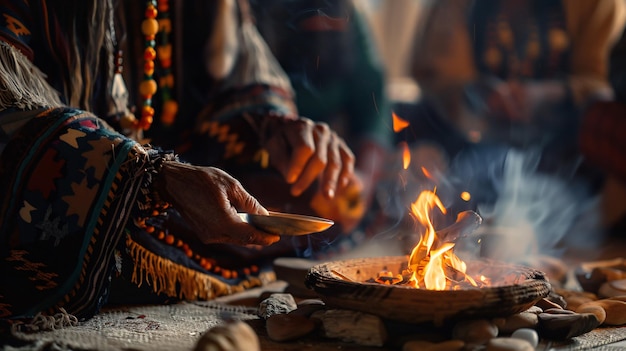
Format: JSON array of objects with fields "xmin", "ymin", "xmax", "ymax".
[
  {"xmin": 7, "ymin": 302, "xmax": 259, "ymax": 351},
  {"xmin": 4, "ymin": 301, "xmax": 626, "ymax": 351}
]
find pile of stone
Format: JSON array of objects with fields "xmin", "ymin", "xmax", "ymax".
[{"xmin": 256, "ymin": 290, "xmax": 626, "ymax": 351}]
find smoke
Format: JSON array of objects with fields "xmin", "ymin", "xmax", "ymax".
[{"xmin": 469, "ymin": 147, "xmax": 603, "ymax": 262}]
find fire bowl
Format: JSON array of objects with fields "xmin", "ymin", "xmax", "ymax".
[{"xmin": 305, "ymin": 256, "xmax": 551, "ymax": 325}]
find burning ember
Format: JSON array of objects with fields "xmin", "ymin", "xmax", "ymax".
[
  {"xmin": 392, "ymin": 111, "xmax": 410, "ymax": 132},
  {"xmin": 373, "ymin": 189, "xmax": 489, "ymax": 290}
]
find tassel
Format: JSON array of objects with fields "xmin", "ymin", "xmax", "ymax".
[
  {"xmin": 125, "ymin": 235, "xmax": 273, "ymax": 300},
  {"xmin": 0, "ymin": 42, "xmax": 62, "ymax": 111}
]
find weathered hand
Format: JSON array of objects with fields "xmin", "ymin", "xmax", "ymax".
[
  {"xmin": 260, "ymin": 116, "xmax": 356, "ymax": 199},
  {"xmin": 157, "ymin": 162, "xmax": 280, "ymax": 246}
]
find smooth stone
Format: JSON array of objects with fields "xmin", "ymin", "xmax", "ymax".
[
  {"xmin": 609, "ymin": 295, "xmax": 626, "ymax": 302},
  {"xmin": 499, "ymin": 312, "xmax": 539, "ymax": 334},
  {"xmin": 555, "ymin": 288, "xmax": 598, "ymax": 310},
  {"xmin": 555, "ymin": 288, "xmax": 598, "ymax": 300},
  {"xmin": 297, "ymin": 298, "xmax": 325, "ymax": 306},
  {"xmin": 194, "ymin": 321, "xmax": 260, "ymax": 351},
  {"xmin": 492, "ymin": 318, "xmax": 506, "ymax": 329},
  {"xmin": 452, "ymin": 319, "xmax": 498, "ymax": 344},
  {"xmin": 598, "ymin": 279, "xmax": 626, "ymax": 298},
  {"xmin": 266, "ymin": 313, "xmax": 316, "ymax": 342},
  {"xmin": 288, "ymin": 303, "xmax": 326, "ymax": 317},
  {"xmin": 575, "ymin": 302, "xmax": 607, "ymax": 324},
  {"xmin": 403, "ymin": 340, "xmax": 465, "ymax": 351},
  {"xmin": 523, "ymin": 306, "xmax": 543, "ymax": 315},
  {"xmin": 486, "ymin": 337, "xmax": 534, "ymax": 351},
  {"xmin": 597, "ymin": 268, "xmax": 626, "ymax": 282},
  {"xmin": 543, "ymin": 308, "xmax": 576, "ymax": 315},
  {"xmin": 564, "ymin": 295, "xmax": 596, "ymax": 311},
  {"xmin": 538, "ymin": 312, "xmax": 601, "ymax": 340},
  {"xmin": 535, "ymin": 298, "xmax": 563, "ymax": 311},
  {"xmin": 585, "ymin": 299, "xmax": 626, "ymax": 325},
  {"xmin": 258, "ymin": 293, "xmax": 297, "ymax": 319},
  {"xmin": 510, "ymin": 328, "xmax": 539, "ymax": 348}
]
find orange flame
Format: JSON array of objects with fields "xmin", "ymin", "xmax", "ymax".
[
  {"xmin": 400, "ymin": 141, "xmax": 411, "ymax": 169},
  {"xmin": 407, "ymin": 189, "xmax": 476, "ymax": 290},
  {"xmin": 421, "ymin": 166, "xmax": 432, "ymax": 179},
  {"xmin": 392, "ymin": 111, "xmax": 410, "ymax": 132}
]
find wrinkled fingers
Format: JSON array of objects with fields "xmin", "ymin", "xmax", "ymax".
[
  {"xmin": 335, "ymin": 137, "xmax": 355, "ymax": 189},
  {"xmin": 283, "ymin": 118, "xmax": 316, "ymax": 184},
  {"xmin": 289, "ymin": 122, "xmax": 331, "ymax": 196}
]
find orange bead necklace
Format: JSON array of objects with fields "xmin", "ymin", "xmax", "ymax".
[{"xmin": 138, "ymin": 0, "xmax": 178, "ymax": 131}]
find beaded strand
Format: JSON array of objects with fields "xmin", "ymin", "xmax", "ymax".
[
  {"xmin": 135, "ymin": 201, "xmax": 259, "ymax": 280},
  {"xmin": 156, "ymin": 0, "xmax": 178, "ymax": 126},
  {"xmin": 139, "ymin": 0, "xmax": 159, "ymax": 130}
]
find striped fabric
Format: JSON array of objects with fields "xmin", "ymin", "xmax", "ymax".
[{"xmin": 0, "ymin": 107, "xmax": 148, "ymax": 320}]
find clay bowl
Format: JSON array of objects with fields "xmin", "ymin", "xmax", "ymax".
[{"xmin": 305, "ymin": 256, "xmax": 551, "ymax": 326}]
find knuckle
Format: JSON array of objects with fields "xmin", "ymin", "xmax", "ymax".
[
  {"xmin": 299, "ymin": 118, "xmax": 315, "ymax": 129},
  {"xmin": 314, "ymin": 122, "xmax": 330, "ymax": 134}
]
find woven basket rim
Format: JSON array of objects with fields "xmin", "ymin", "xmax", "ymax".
[{"xmin": 305, "ymin": 256, "xmax": 552, "ymax": 325}]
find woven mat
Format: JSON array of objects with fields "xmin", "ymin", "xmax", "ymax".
[
  {"xmin": 4, "ymin": 302, "xmax": 626, "ymax": 351},
  {"xmin": 5, "ymin": 302, "xmax": 259, "ymax": 351},
  {"xmin": 543, "ymin": 327, "xmax": 626, "ymax": 350}
]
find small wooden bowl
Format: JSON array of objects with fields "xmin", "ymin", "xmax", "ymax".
[{"xmin": 305, "ymin": 256, "xmax": 551, "ymax": 325}]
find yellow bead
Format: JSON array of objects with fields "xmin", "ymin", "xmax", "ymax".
[
  {"xmin": 141, "ymin": 18, "xmax": 159, "ymax": 36},
  {"xmin": 139, "ymin": 79, "xmax": 157, "ymax": 96},
  {"xmin": 159, "ymin": 74, "xmax": 174, "ymax": 88},
  {"xmin": 158, "ymin": 0, "xmax": 169, "ymax": 13},
  {"xmin": 161, "ymin": 100, "xmax": 178, "ymax": 125},
  {"xmin": 119, "ymin": 113, "xmax": 137, "ymax": 130},
  {"xmin": 157, "ymin": 43, "xmax": 172, "ymax": 61},
  {"xmin": 141, "ymin": 106, "xmax": 155, "ymax": 118},
  {"xmin": 144, "ymin": 47, "xmax": 156, "ymax": 61},
  {"xmin": 144, "ymin": 61, "xmax": 155, "ymax": 76}
]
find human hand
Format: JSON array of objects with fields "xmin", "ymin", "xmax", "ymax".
[
  {"xmin": 257, "ymin": 115, "xmax": 355, "ymax": 200},
  {"xmin": 157, "ymin": 162, "xmax": 280, "ymax": 246}
]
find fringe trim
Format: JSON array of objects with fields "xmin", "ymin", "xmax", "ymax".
[
  {"xmin": 0, "ymin": 41, "xmax": 62, "ymax": 111},
  {"xmin": 126, "ymin": 235, "xmax": 273, "ymax": 300},
  {"xmin": 11, "ymin": 307, "xmax": 78, "ymax": 334}
]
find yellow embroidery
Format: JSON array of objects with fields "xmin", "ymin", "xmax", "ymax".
[
  {"xmin": 19, "ymin": 200, "xmax": 36, "ymax": 223},
  {"xmin": 205, "ymin": 121, "xmax": 245, "ymax": 158},
  {"xmin": 6, "ymin": 250, "xmax": 59, "ymax": 291},
  {"xmin": 59, "ymin": 128, "xmax": 86, "ymax": 148},
  {"xmin": 3, "ymin": 14, "xmax": 30, "ymax": 36}
]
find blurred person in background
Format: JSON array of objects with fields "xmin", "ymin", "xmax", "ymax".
[
  {"xmin": 404, "ymin": 0, "xmax": 625, "ymax": 207},
  {"xmin": 249, "ymin": 0, "xmax": 394, "ymax": 255}
]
